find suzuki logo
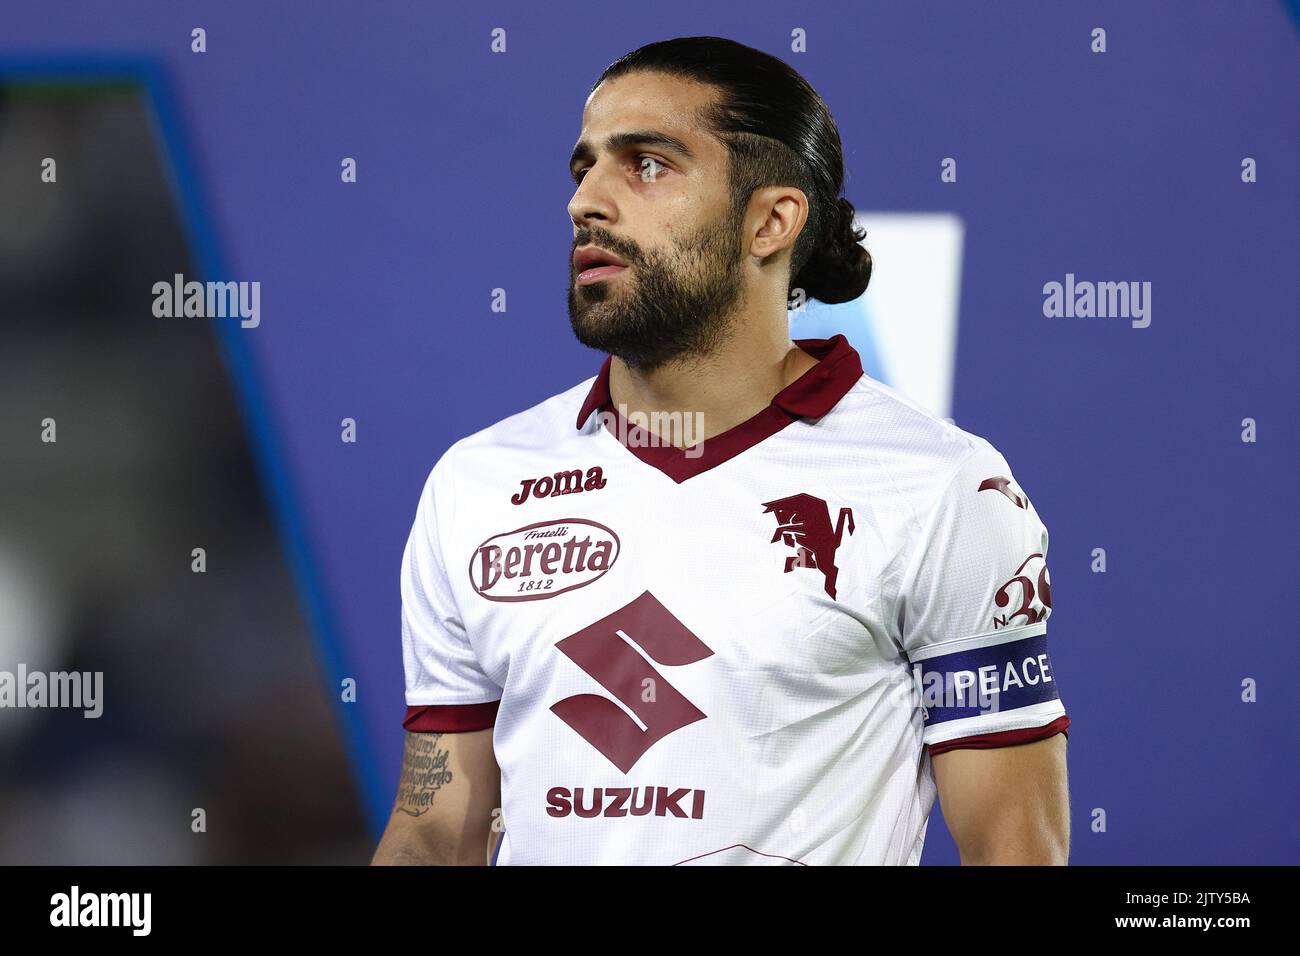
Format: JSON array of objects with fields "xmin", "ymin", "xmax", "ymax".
[{"xmin": 551, "ymin": 591, "xmax": 713, "ymax": 773}]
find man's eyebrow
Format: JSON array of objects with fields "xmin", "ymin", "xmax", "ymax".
[{"xmin": 569, "ymin": 130, "xmax": 695, "ymax": 178}]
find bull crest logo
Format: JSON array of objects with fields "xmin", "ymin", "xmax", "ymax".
[{"xmin": 761, "ymin": 493, "xmax": 855, "ymax": 599}]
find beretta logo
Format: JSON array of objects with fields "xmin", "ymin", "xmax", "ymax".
[{"xmin": 470, "ymin": 519, "xmax": 619, "ymax": 602}]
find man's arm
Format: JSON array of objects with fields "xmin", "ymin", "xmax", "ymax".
[
  {"xmin": 931, "ymin": 733, "xmax": 1070, "ymax": 865},
  {"xmin": 371, "ymin": 728, "xmax": 500, "ymax": 865}
]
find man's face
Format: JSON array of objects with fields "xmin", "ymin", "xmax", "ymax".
[{"xmin": 566, "ymin": 72, "xmax": 748, "ymax": 371}]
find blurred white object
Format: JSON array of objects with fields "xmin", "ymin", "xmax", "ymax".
[
  {"xmin": 791, "ymin": 212, "xmax": 964, "ymax": 419},
  {"xmin": 0, "ymin": 541, "xmax": 66, "ymax": 738}
]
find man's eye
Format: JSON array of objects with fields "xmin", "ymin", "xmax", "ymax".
[{"xmin": 572, "ymin": 156, "xmax": 666, "ymax": 185}]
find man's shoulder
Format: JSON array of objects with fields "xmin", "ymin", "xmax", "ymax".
[
  {"xmin": 423, "ymin": 373, "xmax": 598, "ymax": 487},
  {"xmin": 832, "ymin": 373, "xmax": 998, "ymax": 481},
  {"xmin": 457, "ymin": 375, "xmax": 597, "ymax": 452}
]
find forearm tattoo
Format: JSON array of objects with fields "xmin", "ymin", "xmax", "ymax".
[{"xmin": 394, "ymin": 733, "xmax": 455, "ymax": 816}]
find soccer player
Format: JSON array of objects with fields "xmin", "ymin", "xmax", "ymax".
[{"xmin": 372, "ymin": 36, "xmax": 1069, "ymax": 866}]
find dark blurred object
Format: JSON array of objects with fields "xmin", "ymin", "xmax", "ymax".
[{"xmin": 0, "ymin": 81, "xmax": 369, "ymax": 864}]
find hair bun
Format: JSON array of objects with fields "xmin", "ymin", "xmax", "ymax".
[{"xmin": 793, "ymin": 197, "xmax": 872, "ymax": 304}]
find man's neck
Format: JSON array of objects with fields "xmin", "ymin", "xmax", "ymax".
[{"xmin": 606, "ymin": 326, "xmax": 821, "ymax": 447}]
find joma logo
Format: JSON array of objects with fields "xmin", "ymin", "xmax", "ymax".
[{"xmin": 512, "ymin": 467, "xmax": 607, "ymax": 505}]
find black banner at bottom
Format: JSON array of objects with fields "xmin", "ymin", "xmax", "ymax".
[{"xmin": 4, "ymin": 865, "xmax": 1283, "ymax": 940}]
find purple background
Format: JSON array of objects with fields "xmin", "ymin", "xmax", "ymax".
[{"xmin": 6, "ymin": 1, "xmax": 1298, "ymax": 863}]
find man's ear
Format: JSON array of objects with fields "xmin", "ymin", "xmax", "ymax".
[{"xmin": 748, "ymin": 185, "xmax": 809, "ymax": 261}]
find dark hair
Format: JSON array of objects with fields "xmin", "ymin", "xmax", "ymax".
[{"xmin": 594, "ymin": 36, "xmax": 871, "ymax": 304}]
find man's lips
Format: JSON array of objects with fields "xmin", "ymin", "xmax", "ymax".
[
  {"xmin": 576, "ymin": 263, "xmax": 629, "ymax": 284},
  {"xmin": 573, "ymin": 244, "xmax": 631, "ymax": 285},
  {"xmin": 574, "ymin": 243, "xmax": 629, "ymax": 267}
]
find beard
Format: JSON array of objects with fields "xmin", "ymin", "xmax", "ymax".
[{"xmin": 567, "ymin": 202, "xmax": 747, "ymax": 373}]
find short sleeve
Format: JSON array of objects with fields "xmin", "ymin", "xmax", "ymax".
[
  {"xmin": 400, "ymin": 448, "xmax": 502, "ymax": 732},
  {"xmin": 898, "ymin": 440, "xmax": 1069, "ymax": 754}
]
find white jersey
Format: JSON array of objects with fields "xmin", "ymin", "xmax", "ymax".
[{"xmin": 400, "ymin": 334, "xmax": 1069, "ymax": 865}]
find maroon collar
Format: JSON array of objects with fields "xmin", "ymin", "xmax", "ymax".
[{"xmin": 574, "ymin": 334, "xmax": 863, "ymax": 483}]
